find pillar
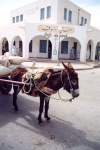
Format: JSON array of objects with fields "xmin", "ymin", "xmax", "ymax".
[{"xmin": 8, "ymin": 41, "xmax": 12, "ymax": 56}]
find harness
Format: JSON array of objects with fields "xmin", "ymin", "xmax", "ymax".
[
  {"xmin": 22, "ymin": 69, "xmax": 77, "ymax": 102},
  {"xmin": 60, "ymin": 70, "xmax": 75, "ymax": 97}
]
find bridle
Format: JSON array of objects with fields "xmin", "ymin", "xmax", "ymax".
[
  {"xmin": 60, "ymin": 69, "xmax": 79, "ymax": 98},
  {"xmin": 60, "ymin": 69, "xmax": 74, "ymax": 91}
]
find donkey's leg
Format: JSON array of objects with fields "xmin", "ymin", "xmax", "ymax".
[
  {"xmin": 44, "ymin": 97, "xmax": 50, "ymax": 121},
  {"xmin": 13, "ymin": 85, "xmax": 19, "ymax": 113},
  {"xmin": 38, "ymin": 94, "xmax": 45, "ymax": 125}
]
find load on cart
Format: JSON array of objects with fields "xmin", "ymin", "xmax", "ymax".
[{"xmin": 0, "ymin": 52, "xmax": 36, "ymax": 94}]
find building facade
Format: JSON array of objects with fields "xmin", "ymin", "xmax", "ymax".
[{"xmin": 0, "ymin": 0, "xmax": 100, "ymax": 62}]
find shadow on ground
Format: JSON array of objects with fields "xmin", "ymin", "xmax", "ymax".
[{"xmin": 0, "ymin": 92, "xmax": 100, "ymax": 150}]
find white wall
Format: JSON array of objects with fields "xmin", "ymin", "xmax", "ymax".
[
  {"xmin": 10, "ymin": 0, "xmax": 58, "ymax": 24},
  {"xmin": 57, "ymin": 0, "xmax": 91, "ymax": 26},
  {"xmin": 0, "ymin": 22, "xmax": 100, "ymax": 62},
  {"xmin": 10, "ymin": 0, "xmax": 91, "ymax": 26}
]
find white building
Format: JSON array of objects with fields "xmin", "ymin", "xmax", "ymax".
[{"xmin": 0, "ymin": 0, "xmax": 100, "ymax": 62}]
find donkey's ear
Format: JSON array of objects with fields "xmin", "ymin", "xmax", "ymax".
[
  {"xmin": 62, "ymin": 62, "xmax": 69, "ymax": 70},
  {"xmin": 68, "ymin": 62, "xmax": 74, "ymax": 69}
]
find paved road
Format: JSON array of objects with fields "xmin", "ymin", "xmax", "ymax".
[{"xmin": 0, "ymin": 68, "xmax": 100, "ymax": 150}]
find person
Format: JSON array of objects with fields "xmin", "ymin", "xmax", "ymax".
[
  {"xmin": 12, "ymin": 45, "xmax": 16, "ymax": 56},
  {"xmin": 2, "ymin": 46, "xmax": 5, "ymax": 55},
  {"xmin": 48, "ymin": 47, "xmax": 51, "ymax": 58},
  {"xmin": 86, "ymin": 48, "xmax": 91, "ymax": 60},
  {"xmin": 74, "ymin": 49, "xmax": 76, "ymax": 60},
  {"xmin": 98, "ymin": 49, "xmax": 100, "ymax": 60},
  {"xmin": 70, "ymin": 47, "xmax": 75, "ymax": 60}
]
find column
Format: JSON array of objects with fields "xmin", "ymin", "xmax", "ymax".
[
  {"xmin": 80, "ymin": 43, "xmax": 87, "ymax": 62},
  {"xmin": 9, "ymin": 41, "xmax": 12, "ymax": 56},
  {"xmin": 51, "ymin": 37, "xmax": 58, "ymax": 61},
  {"xmin": 23, "ymin": 40, "xmax": 29, "ymax": 59}
]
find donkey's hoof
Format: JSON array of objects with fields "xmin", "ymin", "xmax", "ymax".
[
  {"xmin": 47, "ymin": 117, "xmax": 51, "ymax": 122},
  {"xmin": 39, "ymin": 122, "xmax": 44, "ymax": 126},
  {"xmin": 38, "ymin": 117, "xmax": 43, "ymax": 126},
  {"xmin": 45, "ymin": 116, "xmax": 51, "ymax": 121}
]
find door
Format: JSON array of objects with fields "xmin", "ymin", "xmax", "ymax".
[{"xmin": 74, "ymin": 42, "xmax": 77, "ymax": 59}]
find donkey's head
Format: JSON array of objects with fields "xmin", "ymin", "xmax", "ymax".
[{"xmin": 62, "ymin": 62, "xmax": 79, "ymax": 98}]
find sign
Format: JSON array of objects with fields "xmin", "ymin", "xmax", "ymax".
[
  {"xmin": 44, "ymin": 32, "xmax": 52, "ymax": 38},
  {"xmin": 54, "ymin": 34, "xmax": 67, "ymax": 38},
  {"xmin": 38, "ymin": 25, "xmax": 75, "ymax": 34}
]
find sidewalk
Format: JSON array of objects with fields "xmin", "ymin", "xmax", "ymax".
[{"xmin": 31, "ymin": 58, "xmax": 100, "ymax": 70}]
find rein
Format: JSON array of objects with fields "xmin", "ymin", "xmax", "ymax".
[{"xmin": 23, "ymin": 70, "xmax": 74, "ymax": 102}]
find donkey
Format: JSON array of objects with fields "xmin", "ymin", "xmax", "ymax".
[{"xmin": 10, "ymin": 62, "xmax": 79, "ymax": 125}]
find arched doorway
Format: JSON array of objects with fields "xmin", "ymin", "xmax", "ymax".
[
  {"xmin": 29, "ymin": 36, "xmax": 52, "ymax": 59},
  {"xmin": 86, "ymin": 40, "xmax": 93, "ymax": 61},
  {"xmin": 2, "ymin": 38, "xmax": 9, "ymax": 55},
  {"xmin": 12, "ymin": 36, "xmax": 23, "ymax": 56},
  {"xmin": 59, "ymin": 37, "xmax": 81, "ymax": 60}
]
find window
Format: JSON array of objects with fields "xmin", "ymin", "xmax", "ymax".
[
  {"xmin": 16, "ymin": 16, "xmax": 19, "ymax": 22},
  {"xmin": 68, "ymin": 10, "xmax": 72, "ymax": 22},
  {"xmin": 61, "ymin": 41, "xmax": 68, "ymax": 54},
  {"xmin": 64, "ymin": 8, "xmax": 67, "ymax": 20},
  {"xmin": 47, "ymin": 6, "xmax": 51, "ymax": 18},
  {"xmin": 39, "ymin": 40, "xmax": 47, "ymax": 53},
  {"xmin": 85, "ymin": 18, "xmax": 87, "ymax": 25},
  {"xmin": 29, "ymin": 40, "xmax": 32, "ymax": 52},
  {"xmin": 40, "ymin": 8, "xmax": 45, "ymax": 20},
  {"xmin": 81, "ymin": 17, "xmax": 84, "ymax": 25},
  {"xmin": 12, "ymin": 17, "xmax": 15, "ymax": 23},
  {"xmin": 20, "ymin": 14, "xmax": 23, "ymax": 21}
]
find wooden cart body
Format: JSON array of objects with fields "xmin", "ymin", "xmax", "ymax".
[{"xmin": 0, "ymin": 74, "xmax": 30, "ymax": 94}]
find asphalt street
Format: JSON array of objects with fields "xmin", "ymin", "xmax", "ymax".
[{"xmin": 0, "ymin": 68, "xmax": 100, "ymax": 150}]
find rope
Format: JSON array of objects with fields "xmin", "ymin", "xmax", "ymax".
[
  {"xmin": 32, "ymin": 70, "xmax": 74, "ymax": 102},
  {"xmin": 22, "ymin": 77, "xmax": 33, "ymax": 94}
]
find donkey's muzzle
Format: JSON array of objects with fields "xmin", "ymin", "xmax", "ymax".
[{"xmin": 70, "ymin": 89, "xmax": 79, "ymax": 98}]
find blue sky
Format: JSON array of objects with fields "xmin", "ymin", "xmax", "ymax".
[{"xmin": 0, "ymin": 0, "xmax": 100, "ymax": 28}]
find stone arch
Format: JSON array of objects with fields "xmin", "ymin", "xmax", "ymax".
[
  {"xmin": 11, "ymin": 36, "xmax": 23, "ymax": 56},
  {"xmin": 59, "ymin": 36, "xmax": 81, "ymax": 60},
  {"xmin": 1, "ymin": 37, "xmax": 9, "ymax": 55},
  {"xmin": 28, "ymin": 35, "xmax": 52, "ymax": 59}
]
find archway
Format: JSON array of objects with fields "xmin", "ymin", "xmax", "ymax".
[
  {"xmin": 1, "ymin": 37, "xmax": 9, "ymax": 55},
  {"xmin": 59, "ymin": 37, "xmax": 81, "ymax": 60},
  {"xmin": 12, "ymin": 36, "xmax": 23, "ymax": 56},
  {"xmin": 29, "ymin": 35, "xmax": 52, "ymax": 59},
  {"xmin": 86, "ymin": 40, "xmax": 94, "ymax": 61}
]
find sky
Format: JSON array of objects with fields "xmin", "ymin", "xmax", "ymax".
[{"xmin": 0, "ymin": 0, "xmax": 100, "ymax": 29}]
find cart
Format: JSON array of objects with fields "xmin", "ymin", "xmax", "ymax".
[
  {"xmin": 0, "ymin": 74, "xmax": 12, "ymax": 94},
  {"xmin": 0, "ymin": 74, "xmax": 30, "ymax": 94}
]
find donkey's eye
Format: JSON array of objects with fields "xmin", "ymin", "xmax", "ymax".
[{"xmin": 71, "ymin": 80, "xmax": 77, "ymax": 84}]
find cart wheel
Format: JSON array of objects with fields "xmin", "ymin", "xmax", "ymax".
[{"xmin": 0, "ymin": 76, "xmax": 12, "ymax": 94}]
